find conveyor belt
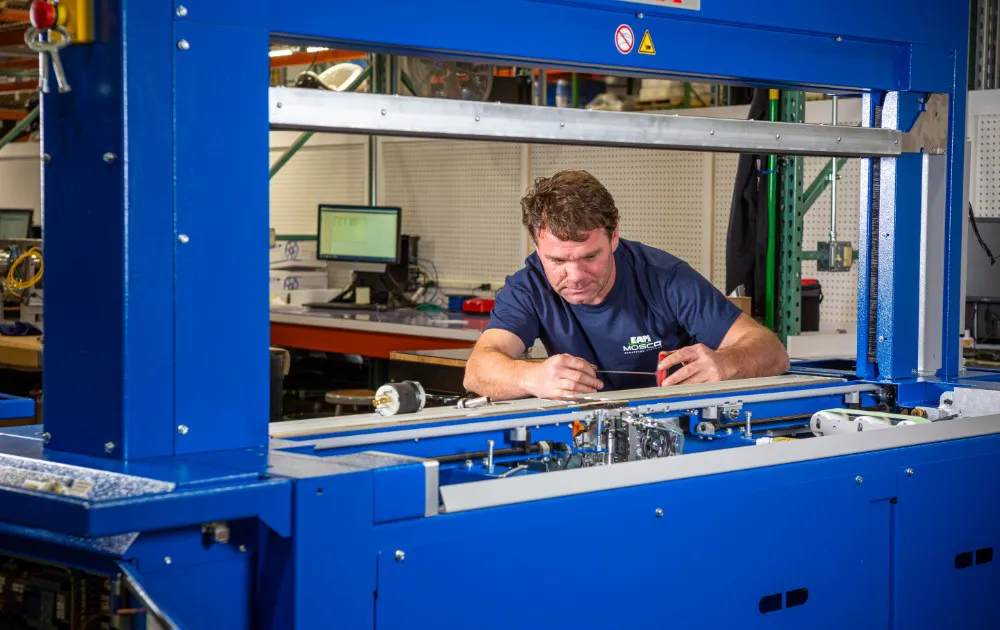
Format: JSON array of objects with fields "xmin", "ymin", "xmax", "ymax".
[{"xmin": 269, "ymin": 374, "xmax": 846, "ymax": 439}]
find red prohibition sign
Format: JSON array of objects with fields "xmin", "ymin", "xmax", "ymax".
[{"xmin": 615, "ymin": 24, "xmax": 634, "ymax": 54}]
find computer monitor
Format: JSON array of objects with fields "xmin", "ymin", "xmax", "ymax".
[
  {"xmin": 317, "ymin": 205, "xmax": 401, "ymax": 264},
  {"xmin": 967, "ymin": 217, "xmax": 1000, "ymax": 301},
  {"xmin": 0, "ymin": 209, "xmax": 32, "ymax": 240}
]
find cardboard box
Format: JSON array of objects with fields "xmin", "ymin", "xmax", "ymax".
[{"xmin": 728, "ymin": 296, "xmax": 752, "ymax": 317}]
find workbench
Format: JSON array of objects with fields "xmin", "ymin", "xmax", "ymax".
[
  {"xmin": 270, "ymin": 306, "xmax": 487, "ymax": 358},
  {"xmin": 0, "ymin": 334, "xmax": 42, "ymax": 371}
]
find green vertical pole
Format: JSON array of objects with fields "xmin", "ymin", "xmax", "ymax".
[
  {"xmin": 765, "ymin": 89, "xmax": 778, "ymax": 329},
  {"xmin": 777, "ymin": 91, "xmax": 806, "ymax": 344},
  {"xmin": 571, "ymin": 73, "xmax": 580, "ymax": 108}
]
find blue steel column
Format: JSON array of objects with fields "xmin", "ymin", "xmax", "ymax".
[
  {"xmin": 856, "ymin": 93, "xmax": 879, "ymax": 381},
  {"xmin": 42, "ymin": 0, "xmax": 268, "ymax": 459},
  {"xmin": 941, "ymin": 81, "xmax": 968, "ymax": 378},
  {"xmin": 172, "ymin": 1, "xmax": 269, "ymax": 454},
  {"xmin": 42, "ymin": 0, "xmax": 175, "ymax": 458}
]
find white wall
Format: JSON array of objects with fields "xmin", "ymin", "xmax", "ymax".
[{"xmin": 0, "ymin": 142, "xmax": 41, "ymax": 225}]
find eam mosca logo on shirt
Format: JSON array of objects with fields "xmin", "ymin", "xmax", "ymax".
[{"xmin": 623, "ymin": 334, "xmax": 662, "ymax": 354}]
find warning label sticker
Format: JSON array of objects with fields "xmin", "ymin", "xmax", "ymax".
[
  {"xmin": 615, "ymin": 24, "xmax": 635, "ymax": 54},
  {"xmin": 639, "ymin": 30, "xmax": 656, "ymax": 55}
]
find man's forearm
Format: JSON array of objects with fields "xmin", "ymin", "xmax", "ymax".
[
  {"xmin": 718, "ymin": 330, "xmax": 790, "ymax": 379},
  {"xmin": 464, "ymin": 347, "xmax": 533, "ymax": 400}
]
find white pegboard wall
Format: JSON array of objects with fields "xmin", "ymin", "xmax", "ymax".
[
  {"xmin": 381, "ymin": 140, "xmax": 524, "ymax": 286},
  {"xmin": 975, "ymin": 114, "xmax": 1000, "ymax": 218},
  {"xmin": 530, "ymin": 145, "xmax": 712, "ymax": 278},
  {"xmin": 800, "ymin": 156, "xmax": 861, "ymax": 327},
  {"xmin": 712, "ymin": 153, "xmax": 739, "ymax": 291},
  {"xmin": 269, "ymin": 144, "xmax": 367, "ymax": 236}
]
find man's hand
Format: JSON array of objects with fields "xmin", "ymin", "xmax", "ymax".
[
  {"xmin": 657, "ymin": 344, "xmax": 730, "ymax": 386},
  {"xmin": 520, "ymin": 354, "xmax": 604, "ymax": 399}
]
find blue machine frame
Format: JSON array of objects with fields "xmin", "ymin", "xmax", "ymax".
[{"xmin": 0, "ymin": 0, "xmax": 995, "ymax": 628}]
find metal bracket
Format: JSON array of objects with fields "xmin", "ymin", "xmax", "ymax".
[{"xmin": 900, "ymin": 94, "xmax": 948, "ymax": 154}]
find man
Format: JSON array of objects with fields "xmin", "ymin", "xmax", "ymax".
[{"xmin": 463, "ymin": 169, "xmax": 789, "ymax": 400}]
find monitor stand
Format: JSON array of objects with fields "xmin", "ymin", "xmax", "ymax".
[{"xmin": 327, "ymin": 234, "xmax": 419, "ymax": 308}]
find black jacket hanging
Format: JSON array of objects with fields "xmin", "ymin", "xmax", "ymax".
[{"xmin": 725, "ymin": 88, "xmax": 771, "ymax": 319}]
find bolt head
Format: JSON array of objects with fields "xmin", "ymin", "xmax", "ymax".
[
  {"xmin": 559, "ymin": 121, "xmax": 565, "ymax": 127},
  {"xmin": 104, "ymin": 442, "xmax": 115, "ymax": 454},
  {"xmin": 878, "ymin": 336, "xmax": 886, "ymax": 342},
  {"xmin": 177, "ymin": 424, "xmax": 189, "ymax": 435},
  {"xmin": 176, "ymin": 5, "xmax": 188, "ymax": 17},
  {"xmin": 475, "ymin": 115, "xmax": 480, "ymax": 122},
  {"xmin": 177, "ymin": 234, "xmax": 190, "ymax": 244},
  {"xmin": 103, "ymin": 152, "xmax": 116, "ymax": 164},
  {"xmin": 164, "ymin": 556, "xmax": 172, "ymax": 565},
  {"xmin": 636, "ymin": 12, "xmax": 644, "ymax": 18},
  {"xmin": 276, "ymin": 102, "xmax": 282, "ymax": 108},
  {"xmin": 40, "ymin": 432, "xmax": 52, "ymax": 443},
  {"xmin": 43, "ymin": 154, "xmax": 51, "ymax": 164},
  {"xmin": 835, "ymin": 36, "xmax": 843, "ymax": 42},
  {"xmin": 655, "ymin": 508, "xmax": 664, "ymax": 518},
  {"xmin": 177, "ymin": 39, "xmax": 190, "ymax": 51},
  {"xmin": 775, "ymin": 133, "xmax": 780, "ymax": 139},
  {"xmin": 855, "ymin": 475, "xmax": 864, "ymax": 485},
  {"xmin": 239, "ymin": 544, "xmax": 247, "ymax": 552},
  {"xmin": 906, "ymin": 468, "xmax": 914, "ymax": 477},
  {"xmin": 464, "ymin": 459, "xmax": 473, "ymax": 469},
  {"xmin": 395, "ymin": 550, "xmax": 405, "ymax": 562},
  {"xmin": 381, "ymin": 109, "xmax": 387, "ymax": 116},
  {"xmin": 836, "ymin": 136, "xmax": 842, "ymax": 142},
  {"xmin": 710, "ymin": 129, "xmax": 715, "ymax": 135}
]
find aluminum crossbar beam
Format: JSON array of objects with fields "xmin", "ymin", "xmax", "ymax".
[{"xmin": 269, "ymin": 88, "xmax": 902, "ymax": 157}]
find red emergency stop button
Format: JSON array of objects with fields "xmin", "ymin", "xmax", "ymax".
[{"xmin": 30, "ymin": 1, "xmax": 57, "ymax": 30}]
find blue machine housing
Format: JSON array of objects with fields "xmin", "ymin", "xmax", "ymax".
[{"xmin": 0, "ymin": 0, "xmax": 995, "ymax": 628}]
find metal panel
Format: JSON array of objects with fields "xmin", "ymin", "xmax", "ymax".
[
  {"xmin": 974, "ymin": 113, "xmax": 1000, "ymax": 218},
  {"xmin": 875, "ymin": 153, "xmax": 922, "ymax": 378},
  {"xmin": 894, "ymin": 454, "xmax": 1000, "ymax": 629},
  {"xmin": 268, "ymin": 0, "xmax": 960, "ymax": 93},
  {"xmin": 270, "ymin": 90, "xmax": 902, "ymax": 157},
  {"xmin": 381, "ymin": 473, "xmax": 891, "ymax": 630},
  {"xmin": 381, "ymin": 140, "xmax": 524, "ymax": 285},
  {"xmin": 0, "ymin": 395, "xmax": 33, "ymax": 420},
  {"xmin": 43, "ymin": 0, "xmax": 175, "ymax": 459},
  {"xmin": 440, "ymin": 413, "xmax": 1000, "ymax": 513},
  {"xmin": 173, "ymin": 17, "xmax": 270, "ymax": 453},
  {"xmin": 918, "ymin": 154, "xmax": 947, "ymax": 375}
]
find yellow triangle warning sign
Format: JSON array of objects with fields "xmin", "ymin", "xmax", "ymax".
[{"xmin": 639, "ymin": 30, "xmax": 656, "ymax": 55}]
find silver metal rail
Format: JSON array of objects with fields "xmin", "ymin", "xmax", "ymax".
[{"xmin": 268, "ymin": 88, "xmax": 902, "ymax": 158}]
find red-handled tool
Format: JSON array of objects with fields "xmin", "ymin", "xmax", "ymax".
[{"xmin": 656, "ymin": 350, "xmax": 669, "ymax": 386}]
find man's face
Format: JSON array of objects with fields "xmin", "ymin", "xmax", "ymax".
[{"xmin": 535, "ymin": 225, "xmax": 619, "ymax": 305}]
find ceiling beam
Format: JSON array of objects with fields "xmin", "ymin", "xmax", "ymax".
[{"xmin": 269, "ymin": 49, "xmax": 366, "ymax": 68}]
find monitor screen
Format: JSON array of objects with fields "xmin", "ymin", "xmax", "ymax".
[
  {"xmin": 967, "ymin": 217, "xmax": 1000, "ymax": 301},
  {"xmin": 0, "ymin": 210, "xmax": 32, "ymax": 240},
  {"xmin": 317, "ymin": 205, "xmax": 401, "ymax": 264}
]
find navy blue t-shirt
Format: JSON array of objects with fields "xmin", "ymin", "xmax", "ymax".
[{"xmin": 485, "ymin": 239, "xmax": 743, "ymax": 391}]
